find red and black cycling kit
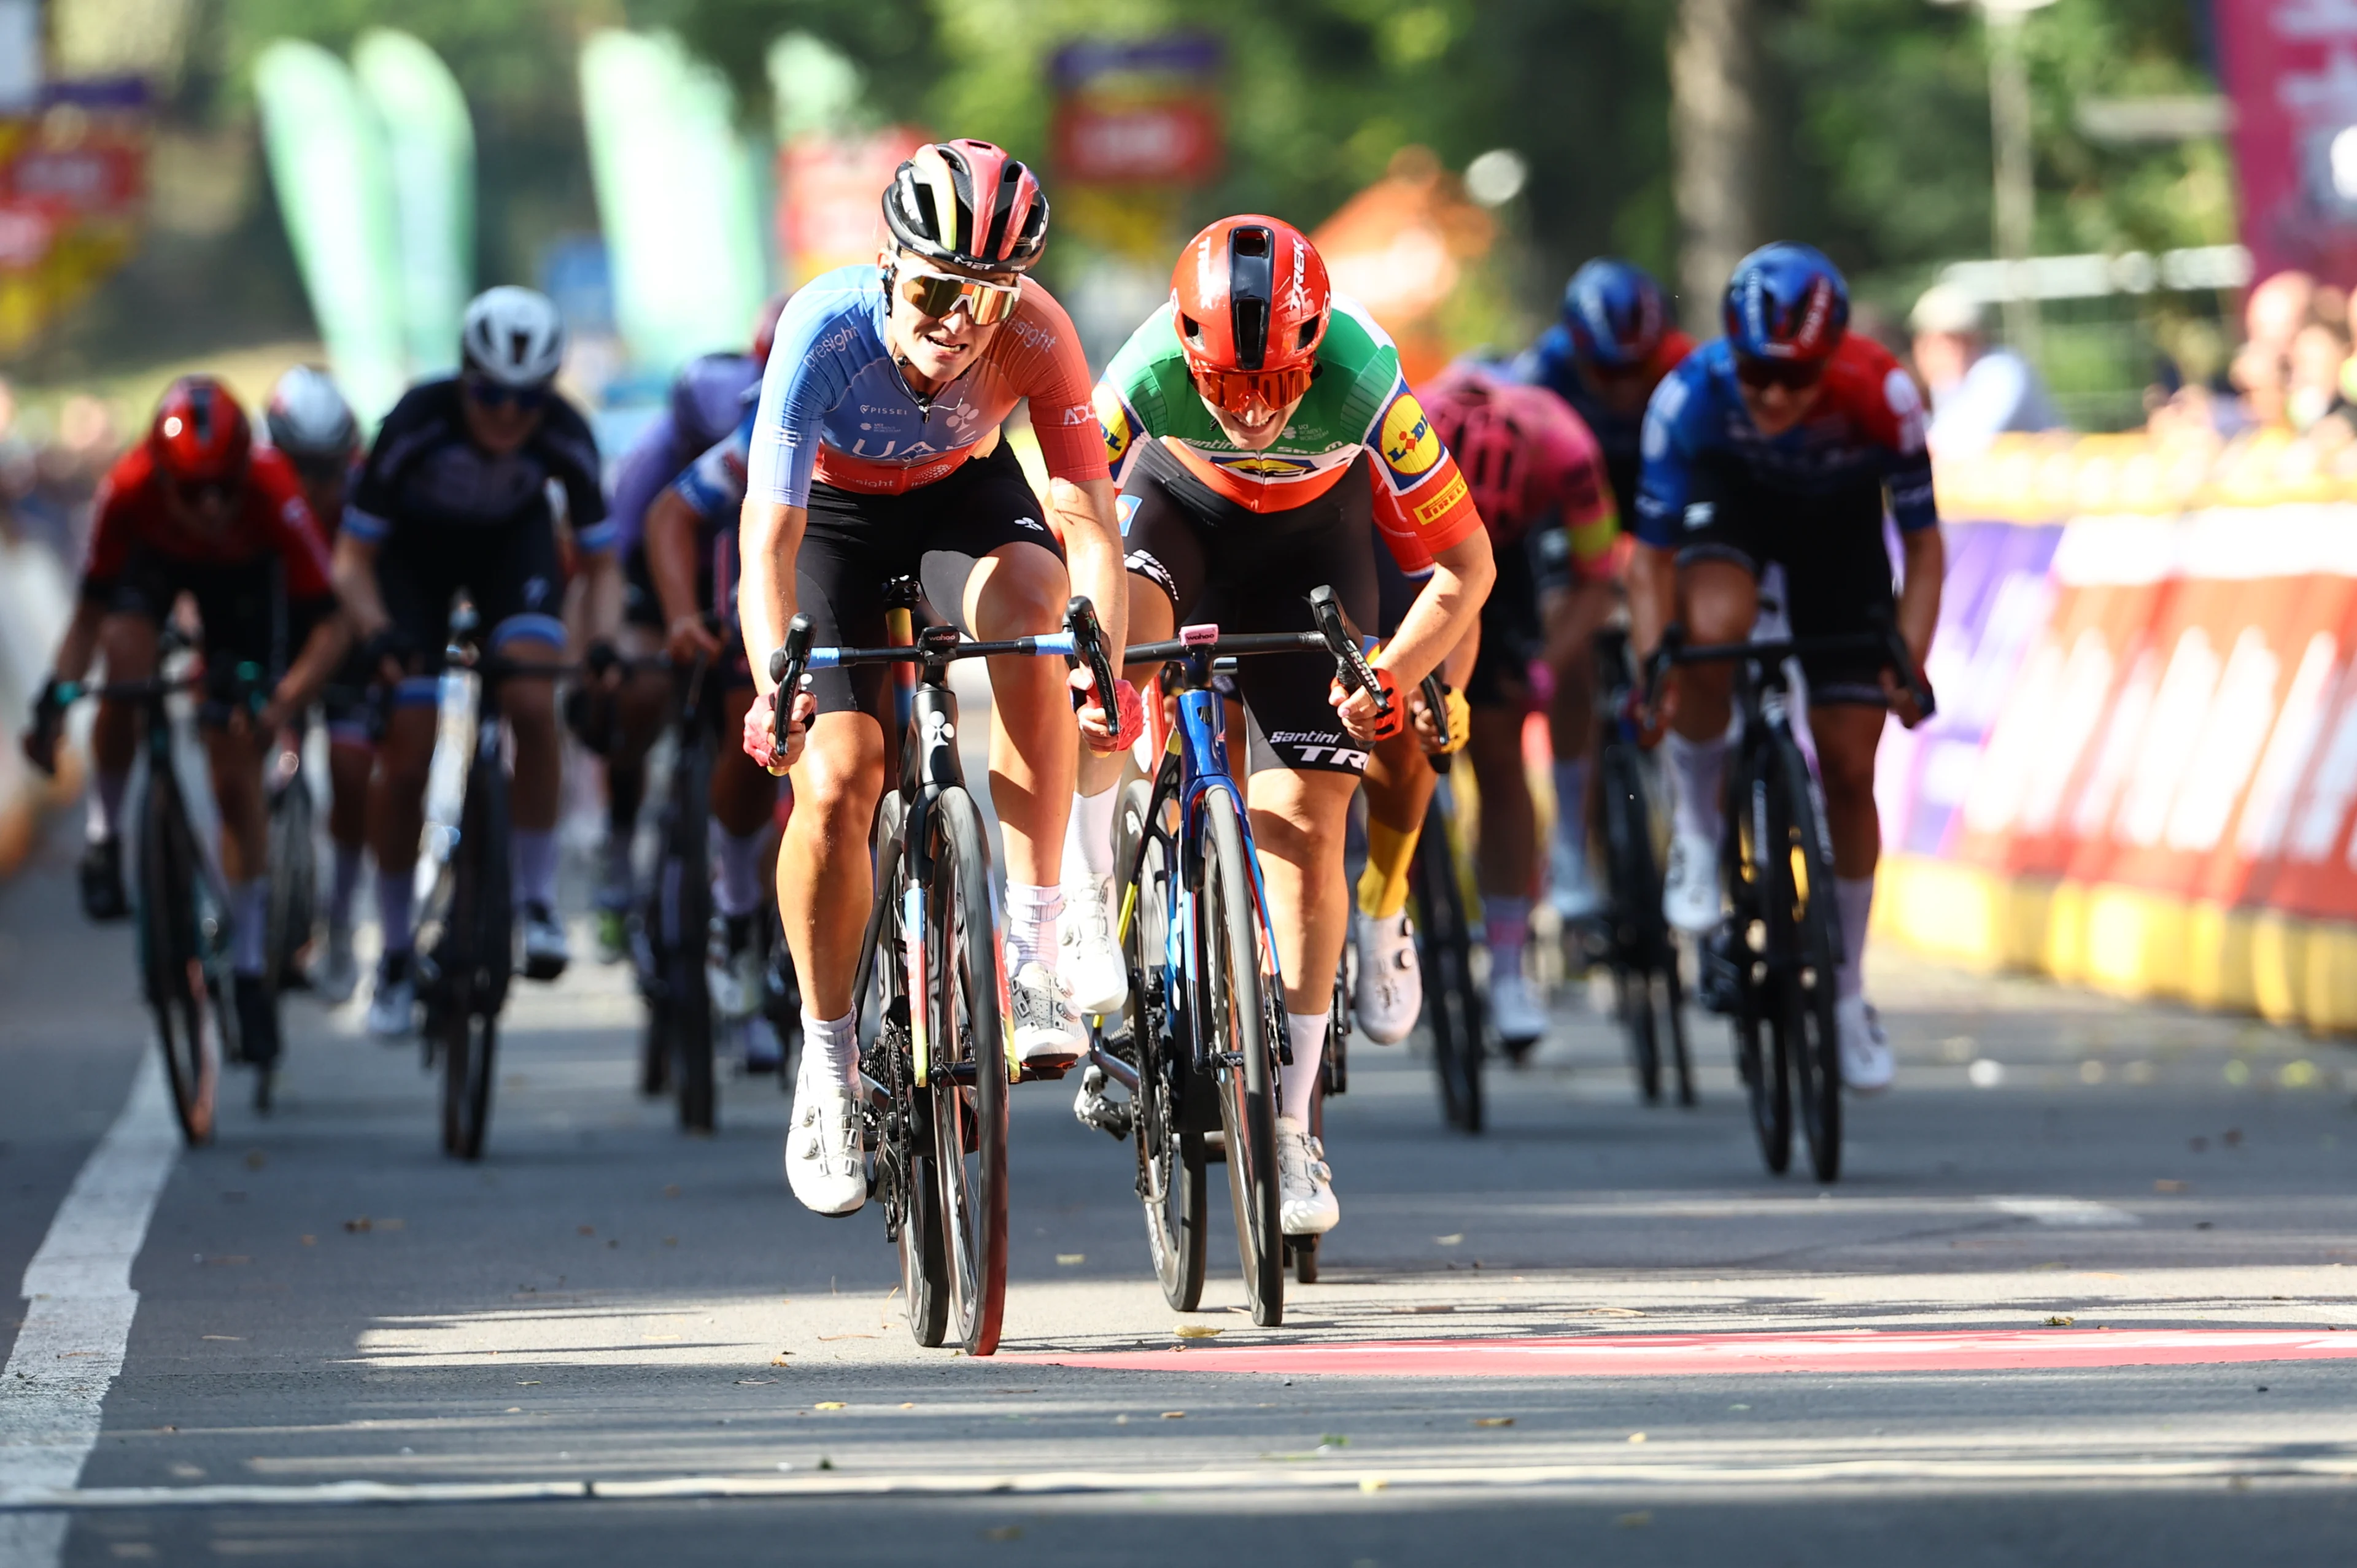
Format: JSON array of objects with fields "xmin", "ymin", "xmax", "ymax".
[{"xmin": 81, "ymin": 442, "xmax": 336, "ymax": 690}]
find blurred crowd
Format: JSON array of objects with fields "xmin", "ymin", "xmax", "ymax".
[{"xmin": 0, "ymin": 384, "xmax": 122, "ymax": 565}]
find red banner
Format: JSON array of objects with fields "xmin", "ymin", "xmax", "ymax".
[
  {"xmin": 775, "ymin": 126, "xmax": 929, "ymax": 287},
  {"xmin": 2218, "ymin": 0, "xmax": 2357, "ymax": 284}
]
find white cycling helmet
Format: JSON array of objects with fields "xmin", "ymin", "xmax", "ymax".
[
  {"xmin": 460, "ymin": 285, "xmax": 568, "ymax": 388},
  {"xmin": 265, "ymin": 365, "xmax": 358, "ymax": 463}
]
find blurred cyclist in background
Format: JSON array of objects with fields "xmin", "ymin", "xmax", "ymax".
[
  {"xmin": 582, "ymin": 295, "xmax": 786, "ymax": 962},
  {"xmin": 263, "ymin": 365, "xmax": 369, "ymax": 1003},
  {"xmin": 1630, "ymin": 243, "xmax": 1942, "ymax": 1093},
  {"xmin": 21, "ymin": 376, "xmax": 349, "ymax": 1089},
  {"xmin": 1515, "ymin": 260, "xmax": 1691, "ymax": 930}
]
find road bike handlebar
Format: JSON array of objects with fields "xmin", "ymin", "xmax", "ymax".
[{"xmin": 1645, "ymin": 614, "xmax": 1937, "ymax": 725}]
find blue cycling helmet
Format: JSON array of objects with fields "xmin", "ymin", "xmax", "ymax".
[
  {"xmin": 1561, "ymin": 258, "xmax": 1667, "ymax": 369},
  {"xmin": 1721, "ymin": 242, "xmax": 1850, "ymax": 363}
]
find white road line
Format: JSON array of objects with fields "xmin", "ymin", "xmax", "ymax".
[
  {"xmin": 1984, "ymin": 1195, "xmax": 2142, "ymax": 1227},
  {"xmin": 0, "ymin": 1054, "xmax": 180, "ymax": 1567}
]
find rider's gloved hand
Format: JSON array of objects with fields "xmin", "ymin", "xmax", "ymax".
[
  {"xmin": 1068, "ymin": 664, "xmax": 1144, "ymax": 754},
  {"xmin": 745, "ymin": 684, "xmax": 816, "ymax": 776},
  {"xmin": 1414, "ymin": 682, "xmax": 1470, "ymax": 755},
  {"xmin": 361, "ymin": 626, "xmax": 416, "ymax": 687},
  {"xmin": 665, "ymin": 614, "xmax": 722, "ymax": 667},
  {"xmin": 583, "ymin": 638, "xmax": 621, "ymax": 684},
  {"xmin": 1331, "ymin": 665, "xmax": 1405, "ymax": 744},
  {"xmin": 20, "ymin": 675, "xmax": 67, "ymax": 776}
]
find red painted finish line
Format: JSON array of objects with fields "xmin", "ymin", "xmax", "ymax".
[{"xmin": 1023, "ymin": 1329, "xmax": 2357, "ymax": 1378}]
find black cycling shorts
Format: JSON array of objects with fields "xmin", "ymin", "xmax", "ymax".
[
  {"xmin": 1670, "ymin": 455, "xmax": 1897, "ymax": 706},
  {"xmin": 87, "ymin": 549, "xmax": 328, "ymax": 726},
  {"xmin": 1465, "ymin": 530, "xmax": 1546, "ymax": 711},
  {"xmin": 1121, "ymin": 440, "xmax": 1379, "ymax": 776},
  {"xmin": 794, "ymin": 440, "xmax": 1063, "ymax": 724},
  {"xmin": 376, "ymin": 514, "xmax": 570, "ymax": 676}
]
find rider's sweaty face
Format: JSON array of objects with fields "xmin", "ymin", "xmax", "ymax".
[
  {"xmin": 1204, "ymin": 392, "xmax": 1307, "ymax": 452},
  {"xmin": 887, "ymin": 253, "xmax": 1002, "ymax": 389},
  {"xmin": 1738, "ymin": 377, "xmax": 1824, "ymax": 439}
]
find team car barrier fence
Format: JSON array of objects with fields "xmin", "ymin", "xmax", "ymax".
[{"xmin": 1876, "ymin": 434, "xmax": 2357, "ymax": 1035}]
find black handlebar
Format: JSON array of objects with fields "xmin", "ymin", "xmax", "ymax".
[
  {"xmin": 1307, "ymin": 585, "xmax": 1390, "ymax": 719},
  {"xmin": 1645, "ymin": 614, "xmax": 1937, "ymax": 725}
]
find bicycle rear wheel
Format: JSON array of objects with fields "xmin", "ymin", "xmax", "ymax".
[
  {"xmin": 1770, "ymin": 736, "xmax": 1844, "ymax": 1183},
  {"xmin": 1596, "ymin": 743, "xmax": 1664, "ymax": 1103},
  {"xmin": 930, "ymin": 788, "xmax": 1008, "ymax": 1356},
  {"xmin": 141, "ymin": 770, "xmax": 218, "ymax": 1146},
  {"xmin": 1413, "ymin": 793, "xmax": 1484, "ymax": 1134},
  {"xmin": 1120, "ymin": 778, "xmax": 1207, "ymax": 1313},
  {"xmin": 1198, "ymin": 789, "xmax": 1282, "ymax": 1327},
  {"xmin": 265, "ymin": 765, "xmax": 317, "ymax": 993},
  {"xmin": 664, "ymin": 727, "xmax": 716, "ymax": 1134}
]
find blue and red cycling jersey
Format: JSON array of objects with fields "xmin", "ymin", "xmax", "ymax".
[
  {"xmin": 609, "ymin": 352, "xmax": 761, "ymax": 564},
  {"xmin": 1633, "ymin": 333, "xmax": 1936, "ymax": 547}
]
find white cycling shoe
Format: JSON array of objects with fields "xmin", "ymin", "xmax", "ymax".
[
  {"xmin": 1662, "ymin": 832, "xmax": 1722, "ymax": 936},
  {"xmin": 1276, "ymin": 1116, "xmax": 1339, "ymax": 1235},
  {"xmin": 707, "ymin": 913, "xmax": 764, "ymax": 1021},
  {"xmin": 1058, "ymin": 876, "xmax": 1128, "ymax": 1019},
  {"xmin": 785, "ymin": 1059, "xmax": 867, "ymax": 1216},
  {"xmin": 1836, "ymin": 994, "xmax": 1894, "ymax": 1094},
  {"xmin": 1010, "ymin": 960, "xmax": 1086, "ymax": 1070},
  {"xmin": 315, "ymin": 921, "xmax": 360, "ymax": 1006},
  {"xmin": 1488, "ymin": 970, "xmax": 1549, "ymax": 1050},
  {"xmin": 1353, "ymin": 910, "xmax": 1420, "ymax": 1045},
  {"xmin": 1548, "ymin": 832, "xmax": 1602, "ymax": 921},
  {"xmin": 366, "ymin": 952, "xmax": 416, "ymax": 1040},
  {"xmin": 520, "ymin": 902, "xmax": 570, "ymax": 982}
]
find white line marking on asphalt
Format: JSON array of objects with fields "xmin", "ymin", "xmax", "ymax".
[
  {"xmin": 0, "ymin": 1054, "xmax": 180, "ymax": 1566},
  {"xmin": 1984, "ymin": 1196, "xmax": 2142, "ymax": 1227}
]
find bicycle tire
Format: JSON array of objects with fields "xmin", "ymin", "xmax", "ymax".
[
  {"xmin": 1412, "ymin": 792, "xmax": 1484, "ymax": 1134},
  {"xmin": 1770, "ymin": 735, "xmax": 1844, "ymax": 1182},
  {"xmin": 265, "ymin": 768, "xmax": 317, "ymax": 994},
  {"xmin": 439, "ymin": 743, "xmax": 510, "ymax": 1161},
  {"xmin": 1665, "ymin": 958, "xmax": 1697, "ymax": 1108},
  {"xmin": 1199, "ymin": 789, "xmax": 1283, "ymax": 1327},
  {"xmin": 877, "ymin": 791, "xmax": 951, "ymax": 1348},
  {"xmin": 667, "ymin": 727, "xmax": 716, "ymax": 1134},
  {"xmin": 931, "ymin": 787, "xmax": 1008, "ymax": 1356},
  {"xmin": 1732, "ymin": 761, "xmax": 1792, "ymax": 1174},
  {"xmin": 141, "ymin": 768, "xmax": 217, "ymax": 1146},
  {"xmin": 1119, "ymin": 778, "xmax": 1207, "ymax": 1313},
  {"xmin": 1596, "ymin": 743, "xmax": 1664, "ymax": 1103}
]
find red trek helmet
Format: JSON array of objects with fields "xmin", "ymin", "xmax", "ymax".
[
  {"xmin": 150, "ymin": 375, "xmax": 253, "ymax": 486},
  {"xmin": 881, "ymin": 139, "xmax": 1049, "ymax": 276},
  {"xmin": 1423, "ymin": 373, "xmax": 1528, "ymax": 530},
  {"xmin": 1172, "ymin": 215, "xmax": 1330, "ymax": 414}
]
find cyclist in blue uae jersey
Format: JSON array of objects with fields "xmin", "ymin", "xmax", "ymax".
[{"xmin": 1629, "ymin": 244, "xmax": 1943, "ymax": 1093}]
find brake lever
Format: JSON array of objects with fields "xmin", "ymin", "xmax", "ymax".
[
  {"xmin": 1880, "ymin": 617, "xmax": 1937, "ymax": 725},
  {"xmin": 1417, "ymin": 672, "xmax": 1455, "ymax": 776},
  {"xmin": 1307, "ymin": 585, "xmax": 1390, "ymax": 719},
  {"xmin": 766, "ymin": 615, "xmax": 815, "ymax": 756},
  {"xmin": 1064, "ymin": 595, "xmax": 1122, "ymax": 728}
]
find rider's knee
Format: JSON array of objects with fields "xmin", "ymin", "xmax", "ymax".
[
  {"xmin": 792, "ymin": 720, "xmax": 884, "ymax": 834},
  {"xmin": 972, "ymin": 549, "xmax": 1067, "ymax": 638},
  {"xmin": 1816, "ymin": 725, "xmax": 1879, "ymax": 804}
]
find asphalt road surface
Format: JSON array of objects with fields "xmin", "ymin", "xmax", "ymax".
[{"xmin": 4, "ymin": 812, "xmax": 2356, "ymax": 1567}]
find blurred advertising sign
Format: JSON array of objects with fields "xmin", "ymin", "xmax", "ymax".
[
  {"xmin": 1312, "ymin": 147, "xmax": 1495, "ymax": 384},
  {"xmin": 1050, "ymin": 36, "xmax": 1222, "ymax": 187},
  {"xmin": 2218, "ymin": 0, "xmax": 2357, "ymax": 282},
  {"xmin": 776, "ymin": 127, "xmax": 927, "ymax": 284},
  {"xmin": 0, "ymin": 79, "xmax": 151, "ymax": 357}
]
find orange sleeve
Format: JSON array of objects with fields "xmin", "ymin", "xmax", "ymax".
[
  {"xmin": 1393, "ymin": 450, "xmax": 1483, "ymax": 555},
  {"xmin": 1005, "ymin": 284, "xmax": 1112, "ymax": 487},
  {"xmin": 1369, "ymin": 466, "xmax": 1435, "ymax": 574}
]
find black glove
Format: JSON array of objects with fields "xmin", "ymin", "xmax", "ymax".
[
  {"xmin": 20, "ymin": 676, "xmax": 67, "ymax": 776},
  {"xmin": 583, "ymin": 638, "xmax": 621, "ymax": 681},
  {"xmin": 360, "ymin": 627, "xmax": 417, "ymax": 682}
]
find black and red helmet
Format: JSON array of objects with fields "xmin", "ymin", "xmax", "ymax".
[
  {"xmin": 149, "ymin": 376, "xmax": 253, "ymax": 485},
  {"xmin": 881, "ymin": 139, "xmax": 1049, "ymax": 276},
  {"xmin": 1171, "ymin": 215, "xmax": 1330, "ymax": 413}
]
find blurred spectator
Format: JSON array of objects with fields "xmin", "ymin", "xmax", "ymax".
[
  {"xmin": 2246, "ymin": 269, "xmax": 2315, "ymax": 354},
  {"xmin": 1907, "ymin": 283, "xmax": 2061, "ymax": 457},
  {"xmin": 2288, "ymin": 320, "xmax": 2350, "ymax": 431}
]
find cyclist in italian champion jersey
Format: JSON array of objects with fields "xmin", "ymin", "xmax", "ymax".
[
  {"xmin": 1353, "ymin": 365, "xmax": 1619, "ymax": 1055},
  {"xmin": 261, "ymin": 366, "xmax": 371, "ymax": 1004},
  {"xmin": 735, "ymin": 141, "xmax": 1130, "ymax": 1218},
  {"xmin": 586, "ymin": 299, "xmax": 784, "ymax": 960},
  {"xmin": 333, "ymin": 286, "xmax": 620, "ymax": 1037},
  {"xmin": 1077, "ymin": 217, "xmax": 1495, "ymax": 1237},
  {"xmin": 21, "ymin": 376, "xmax": 349, "ymax": 1078},
  {"xmin": 1630, "ymin": 243, "xmax": 1943, "ymax": 1093}
]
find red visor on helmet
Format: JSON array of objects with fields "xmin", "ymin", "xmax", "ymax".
[
  {"xmin": 1172, "ymin": 215, "xmax": 1329, "ymax": 412},
  {"xmin": 150, "ymin": 376, "xmax": 253, "ymax": 487}
]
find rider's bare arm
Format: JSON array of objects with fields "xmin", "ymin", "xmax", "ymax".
[
  {"xmin": 331, "ymin": 531, "xmax": 390, "ymax": 644},
  {"xmin": 49, "ymin": 600, "xmax": 104, "ymax": 687},
  {"xmin": 644, "ymin": 489, "xmax": 720, "ymax": 660},
  {"xmin": 1334, "ymin": 528, "xmax": 1494, "ymax": 741},
  {"xmin": 1626, "ymin": 540, "xmax": 1677, "ymax": 665},
  {"xmin": 738, "ymin": 498, "xmax": 808, "ymax": 700},
  {"xmin": 1051, "ymin": 474, "xmax": 1128, "ymax": 746}
]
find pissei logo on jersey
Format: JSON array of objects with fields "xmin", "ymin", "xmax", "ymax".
[{"xmin": 1378, "ymin": 388, "xmax": 1441, "ymax": 482}]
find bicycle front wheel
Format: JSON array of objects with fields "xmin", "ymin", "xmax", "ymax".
[
  {"xmin": 265, "ymin": 768, "xmax": 317, "ymax": 994},
  {"xmin": 876, "ymin": 791, "xmax": 950, "ymax": 1349},
  {"xmin": 930, "ymin": 788, "xmax": 1008, "ymax": 1356},
  {"xmin": 1120, "ymin": 777, "xmax": 1207, "ymax": 1313},
  {"xmin": 1770, "ymin": 735, "xmax": 1844, "ymax": 1183},
  {"xmin": 140, "ymin": 771, "xmax": 218, "ymax": 1146},
  {"xmin": 1596, "ymin": 742, "xmax": 1664, "ymax": 1103},
  {"xmin": 1198, "ymin": 789, "xmax": 1282, "ymax": 1327},
  {"xmin": 1732, "ymin": 763, "xmax": 1792, "ymax": 1175},
  {"xmin": 439, "ymin": 754, "xmax": 511, "ymax": 1161},
  {"xmin": 1412, "ymin": 794, "xmax": 1484, "ymax": 1134},
  {"xmin": 665, "ymin": 729, "xmax": 716, "ymax": 1134}
]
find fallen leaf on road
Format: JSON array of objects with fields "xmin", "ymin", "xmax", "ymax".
[
  {"xmin": 578, "ymin": 1225, "xmax": 595, "ymax": 1237},
  {"xmin": 662, "ymin": 1186, "xmax": 681, "ymax": 1199},
  {"xmin": 1627, "ymin": 1432, "xmax": 1647, "ymax": 1444},
  {"xmin": 504, "ymin": 1407, "xmax": 521, "ymax": 1414},
  {"xmin": 1616, "ymin": 1512, "xmax": 1652, "ymax": 1529},
  {"xmin": 2155, "ymin": 1180, "xmax": 2186, "ymax": 1193},
  {"xmin": 201, "ymin": 1335, "xmax": 242, "ymax": 1342},
  {"xmin": 1160, "ymin": 1411, "xmax": 1186, "ymax": 1419},
  {"xmin": 1395, "ymin": 1304, "xmax": 1453, "ymax": 1314},
  {"xmin": 981, "ymin": 1526, "xmax": 1023, "ymax": 1541},
  {"xmin": 1434, "ymin": 1234, "xmax": 1463, "ymax": 1246},
  {"xmin": 816, "ymin": 1334, "xmax": 877, "ymax": 1342},
  {"xmin": 299, "ymin": 1236, "xmax": 315, "ymax": 1246},
  {"xmin": 2046, "ymin": 1316, "xmax": 2076, "ymax": 1327},
  {"xmin": 1473, "ymin": 1417, "xmax": 1514, "ymax": 1427},
  {"xmin": 1056, "ymin": 1254, "xmax": 1085, "ymax": 1265},
  {"xmin": 815, "ymin": 1402, "xmax": 846, "ymax": 1410},
  {"xmin": 517, "ymin": 1381, "xmax": 541, "ymax": 1387},
  {"xmin": 770, "ymin": 1355, "xmax": 792, "ymax": 1367},
  {"xmin": 899, "ymin": 1402, "xmax": 915, "ymax": 1408},
  {"xmin": 1174, "ymin": 1325, "xmax": 1221, "ymax": 1338},
  {"xmin": 736, "ymin": 1380, "xmax": 775, "ymax": 1386},
  {"xmin": 344, "ymin": 1218, "xmax": 371, "ymax": 1233},
  {"xmin": 1358, "ymin": 1478, "xmax": 1388, "ymax": 1493},
  {"xmin": 243, "ymin": 1150, "xmax": 266, "ymax": 1170}
]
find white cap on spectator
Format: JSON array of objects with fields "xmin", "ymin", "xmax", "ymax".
[{"xmin": 1910, "ymin": 284, "xmax": 1986, "ymax": 338}]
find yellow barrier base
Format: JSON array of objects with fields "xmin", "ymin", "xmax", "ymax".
[{"xmin": 1871, "ymin": 854, "xmax": 2357, "ymax": 1037}]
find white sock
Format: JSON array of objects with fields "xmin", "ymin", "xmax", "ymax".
[
  {"xmin": 1666, "ymin": 730, "xmax": 1729, "ymax": 844},
  {"xmin": 230, "ymin": 878, "xmax": 269, "ymax": 976},
  {"xmin": 88, "ymin": 768, "xmax": 129, "ymax": 843},
  {"xmin": 1064, "ymin": 787, "xmax": 1119, "ymax": 885},
  {"xmin": 1550, "ymin": 759, "xmax": 1589, "ymax": 863},
  {"xmin": 1486, "ymin": 894, "xmax": 1531, "ymax": 979},
  {"xmin": 376, "ymin": 870, "xmax": 414, "ymax": 956},
  {"xmin": 800, "ymin": 1008, "xmax": 860, "ymax": 1094},
  {"xmin": 328, "ymin": 843, "xmax": 365, "ymax": 930},
  {"xmin": 1836, "ymin": 876, "xmax": 1874, "ymax": 1000},
  {"xmin": 711, "ymin": 822, "xmax": 766, "ymax": 918},
  {"xmin": 1005, "ymin": 882, "xmax": 1061, "ymax": 971},
  {"xmin": 1281, "ymin": 1008, "xmax": 1328, "ymax": 1125},
  {"xmin": 513, "ymin": 829, "xmax": 558, "ymax": 912}
]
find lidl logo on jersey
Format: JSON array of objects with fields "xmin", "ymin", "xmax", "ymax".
[
  {"xmin": 1379, "ymin": 390, "xmax": 1441, "ymax": 481},
  {"xmin": 1095, "ymin": 385, "xmax": 1136, "ymax": 470}
]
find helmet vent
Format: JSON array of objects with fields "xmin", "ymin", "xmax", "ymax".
[{"xmin": 1228, "ymin": 225, "xmax": 1275, "ymax": 371}]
